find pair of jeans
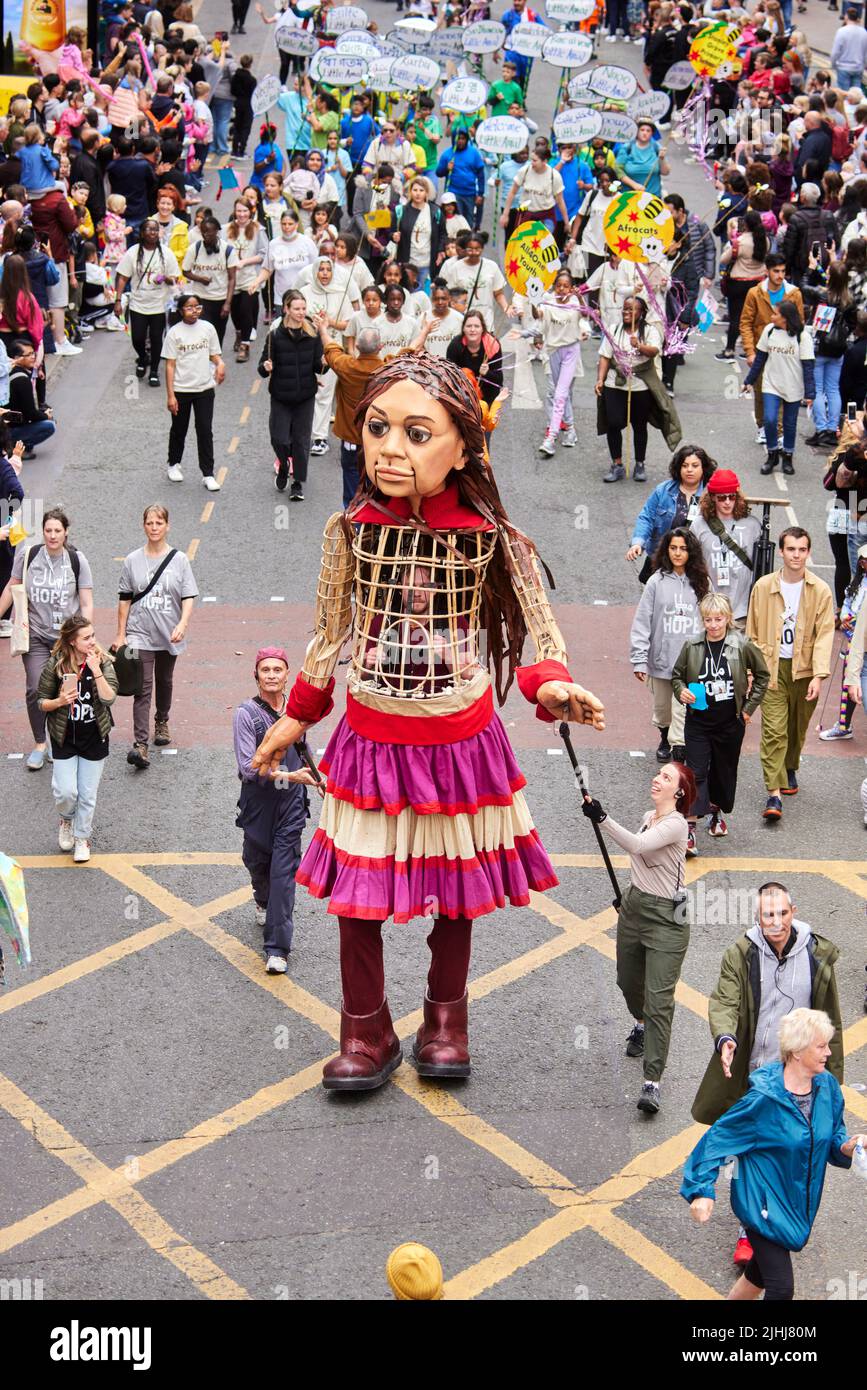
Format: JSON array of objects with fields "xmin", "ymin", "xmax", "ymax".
[
  {"xmin": 762, "ymin": 393, "xmax": 800, "ymax": 453},
  {"xmin": 269, "ymin": 395, "xmax": 315, "ymax": 483},
  {"xmin": 22, "ymin": 631, "xmax": 56, "ymax": 741},
  {"xmin": 546, "ymin": 343, "xmax": 580, "ymax": 435},
  {"xmin": 836, "ymin": 67, "xmax": 863, "ymax": 91},
  {"xmin": 210, "ymin": 97, "xmax": 233, "ymax": 154},
  {"xmin": 812, "ymin": 353, "xmax": 843, "ymax": 433},
  {"xmin": 453, "ymin": 192, "xmax": 480, "ymax": 228},
  {"xmin": 341, "ymin": 440, "xmax": 359, "ymax": 507},
  {"xmin": 132, "ymin": 649, "xmax": 177, "ymax": 746},
  {"xmin": 51, "ymin": 754, "xmax": 106, "ymax": 840},
  {"xmin": 12, "ymin": 418, "xmax": 55, "ymax": 451},
  {"xmin": 168, "ymin": 389, "xmax": 215, "ymax": 475},
  {"xmin": 608, "ymin": 0, "xmax": 629, "ymax": 32},
  {"xmin": 242, "ymin": 831, "xmax": 300, "ymax": 959},
  {"xmin": 130, "ymin": 308, "xmax": 166, "ymax": 370}
]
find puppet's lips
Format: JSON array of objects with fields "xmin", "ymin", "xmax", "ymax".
[{"xmin": 375, "ymin": 466, "xmax": 412, "ymax": 481}]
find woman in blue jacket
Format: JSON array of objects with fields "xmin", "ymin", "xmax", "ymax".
[
  {"xmin": 435, "ymin": 130, "xmax": 485, "ymax": 230},
  {"xmin": 626, "ymin": 445, "xmax": 716, "ymax": 583},
  {"xmin": 681, "ymin": 1008, "xmax": 864, "ymax": 1300}
]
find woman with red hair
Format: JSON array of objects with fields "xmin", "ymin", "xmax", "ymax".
[{"xmin": 583, "ymin": 760, "xmax": 696, "ymax": 1116}]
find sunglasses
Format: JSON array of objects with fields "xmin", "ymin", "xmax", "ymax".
[{"xmin": 716, "ymin": 493, "xmax": 737, "ymax": 501}]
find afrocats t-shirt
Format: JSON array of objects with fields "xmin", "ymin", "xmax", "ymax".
[
  {"xmin": 161, "ymin": 319, "xmax": 221, "ymax": 392},
  {"xmin": 118, "ymin": 548, "xmax": 198, "ymax": 656},
  {"xmin": 422, "ymin": 308, "xmax": 464, "ymax": 357},
  {"xmin": 52, "ymin": 666, "xmax": 109, "ymax": 762},
  {"xmin": 181, "ymin": 238, "xmax": 238, "ymax": 302},
  {"xmin": 11, "ymin": 544, "xmax": 93, "ymax": 641},
  {"xmin": 116, "ymin": 244, "xmax": 180, "ymax": 313},
  {"xmin": 440, "ymin": 256, "xmax": 506, "ymax": 320}
]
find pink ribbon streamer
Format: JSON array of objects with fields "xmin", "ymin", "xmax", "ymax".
[
  {"xmin": 573, "ymin": 286, "xmax": 635, "ymax": 379},
  {"xmin": 672, "ymin": 77, "xmax": 715, "ymax": 182},
  {"xmin": 134, "ymin": 32, "xmax": 157, "ymax": 89}
]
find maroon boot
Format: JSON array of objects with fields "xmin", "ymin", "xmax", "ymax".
[
  {"xmin": 412, "ymin": 990, "xmax": 471, "ymax": 1078},
  {"xmin": 322, "ymin": 998, "xmax": 402, "ymax": 1092}
]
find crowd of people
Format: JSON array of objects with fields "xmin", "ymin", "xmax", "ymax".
[{"xmin": 1, "ymin": 0, "xmax": 867, "ymax": 1305}]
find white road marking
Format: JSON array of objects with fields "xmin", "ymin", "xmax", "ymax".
[
  {"xmin": 547, "ymin": 748, "xmax": 564, "ymax": 755},
  {"xmin": 7, "ymin": 753, "xmax": 23, "ymax": 759},
  {"xmin": 161, "ymin": 749, "xmax": 178, "ymax": 756},
  {"xmin": 202, "ymin": 596, "xmax": 217, "ymax": 603},
  {"xmin": 629, "ymin": 751, "xmax": 646, "ymax": 758},
  {"xmin": 270, "ymin": 596, "xmax": 285, "ymax": 602}
]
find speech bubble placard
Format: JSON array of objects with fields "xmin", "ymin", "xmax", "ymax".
[
  {"xmin": 389, "ymin": 53, "xmax": 441, "ymax": 90},
  {"xmin": 568, "ymin": 72, "xmax": 597, "ymax": 103},
  {"xmin": 309, "ymin": 50, "xmax": 368, "ymax": 87},
  {"xmin": 475, "ymin": 115, "xmax": 531, "ymax": 155},
  {"xmin": 554, "ymin": 106, "xmax": 602, "ymax": 143},
  {"xmin": 546, "ymin": 0, "xmax": 596, "ymax": 18},
  {"xmin": 275, "ymin": 26, "xmax": 318, "ymax": 57},
  {"xmin": 589, "ymin": 63, "xmax": 638, "ymax": 100},
  {"xmin": 326, "ymin": 5, "xmax": 368, "ymax": 34},
  {"xmin": 505, "ymin": 220, "xmax": 561, "ymax": 303},
  {"xmin": 251, "ymin": 73, "xmax": 281, "ymax": 115},
  {"xmin": 386, "ymin": 25, "xmax": 432, "ymax": 51},
  {"xmin": 597, "ymin": 109, "xmax": 639, "ymax": 142},
  {"xmin": 542, "ymin": 31, "xmax": 594, "ymax": 68},
  {"xmin": 365, "ymin": 56, "xmax": 395, "ymax": 92},
  {"xmin": 689, "ymin": 21, "xmax": 742, "ymax": 80},
  {"xmin": 428, "ymin": 28, "xmax": 467, "ymax": 61},
  {"xmin": 662, "ymin": 59, "xmax": 697, "ymax": 90},
  {"xmin": 462, "ymin": 19, "xmax": 508, "ymax": 53},
  {"xmin": 628, "ymin": 90, "xmax": 671, "ymax": 123},
  {"xmin": 603, "ymin": 189, "xmax": 674, "ymax": 264},
  {"xmin": 507, "ymin": 22, "xmax": 550, "ymax": 58},
  {"xmin": 441, "ymin": 76, "xmax": 489, "ymax": 114},
  {"xmin": 335, "ymin": 38, "xmax": 380, "ymax": 61}
]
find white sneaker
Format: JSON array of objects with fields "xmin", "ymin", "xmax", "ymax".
[
  {"xmin": 105, "ymin": 315, "xmax": 124, "ymax": 331},
  {"xmin": 254, "ymin": 904, "xmax": 267, "ymax": 928},
  {"xmin": 58, "ymin": 817, "xmax": 74, "ymax": 852},
  {"xmin": 167, "ymin": 464, "xmax": 184, "ymax": 482},
  {"xmin": 202, "ymin": 474, "xmax": 221, "ymax": 491},
  {"xmin": 561, "ymin": 427, "xmax": 578, "ymax": 447},
  {"xmin": 0, "ymin": 618, "xmax": 12, "ymax": 637},
  {"xmin": 73, "ymin": 838, "xmax": 91, "ymax": 863},
  {"xmin": 266, "ymin": 954, "xmax": 287, "ymax": 974},
  {"xmin": 55, "ymin": 339, "xmax": 83, "ymax": 355},
  {"xmin": 249, "ymin": 327, "xmax": 257, "ymax": 341},
  {"xmin": 755, "ymin": 426, "xmax": 766, "ymax": 446},
  {"xmin": 538, "ymin": 434, "xmax": 556, "ymax": 457}
]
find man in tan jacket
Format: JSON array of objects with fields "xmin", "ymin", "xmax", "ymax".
[
  {"xmin": 746, "ymin": 527, "xmax": 834, "ymax": 820},
  {"xmin": 739, "ymin": 255, "xmax": 805, "ymax": 442},
  {"xmin": 314, "ymin": 311, "xmax": 382, "ymax": 507}
]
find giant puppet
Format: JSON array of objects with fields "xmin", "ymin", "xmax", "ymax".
[{"xmin": 253, "ymin": 353, "xmax": 605, "ymax": 1091}]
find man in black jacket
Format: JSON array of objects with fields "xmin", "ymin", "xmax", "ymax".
[
  {"xmin": 70, "ymin": 130, "xmax": 105, "ymax": 225},
  {"xmin": 794, "ymin": 112, "xmax": 832, "ymax": 186},
  {"xmin": 782, "ymin": 183, "xmax": 837, "ymax": 282}
]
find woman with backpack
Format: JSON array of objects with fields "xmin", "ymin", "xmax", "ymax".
[
  {"xmin": 181, "ymin": 215, "xmax": 238, "ymax": 345},
  {"xmin": 0, "ymin": 507, "xmax": 94, "ymax": 771},
  {"xmin": 689, "ymin": 469, "xmax": 762, "ymax": 628},
  {"xmin": 37, "ymin": 614, "xmax": 118, "ymax": 863},
  {"xmin": 114, "ymin": 219, "xmax": 181, "ymax": 387},
  {"xmin": 801, "ymin": 257, "xmax": 857, "ymax": 447},
  {"xmin": 614, "ymin": 121, "xmax": 669, "ymax": 198},
  {"xmin": 743, "ymin": 299, "xmax": 816, "ymax": 476}
]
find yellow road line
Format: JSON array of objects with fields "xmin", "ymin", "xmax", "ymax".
[
  {"xmin": 227, "ymin": 436, "xmax": 240, "ymax": 454},
  {"xmin": 239, "ymin": 406, "xmax": 250, "ymax": 425},
  {"xmin": 0, "ymin": 1073, "xmax": 248, "ymax": 1299},
  {"xmin": 200, "ymin": 501, "xmax": 215, "ymax": 524},
  {"xmin": 0, "ymin": 919, "xmax": 183, "ymax": 1016},
  {"xmin": 187, "ymin": 537, "xmax": 200, "ymax": 561},
  {"xmin": 444, "ymin": 1206, "xmax": 591, "ymax": 1299},
  {"xmin": 250, "ymin": 378, "xmax": 260, "ymax": 395},
  {"xmin": 216, "ymin": 465, "xmax": 228, "ymax": 487},
  {"xmin": 588, "ymin": 1207, "xmax": 721, "ymax": 1300}
]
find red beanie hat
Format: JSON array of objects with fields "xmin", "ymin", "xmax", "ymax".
[
  {"xmin": 254, "ymin": 646, "xmax": 289, "ymax": 680},
  {"xmin": 707, "ymin": 469, "xmax": 740, "ymax": 494}
]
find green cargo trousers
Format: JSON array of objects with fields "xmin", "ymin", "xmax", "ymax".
[
  {"xmin": 759, "ymin": 657, "xmax": 817, "ymax": 793},
  {"xmin": 616, "ymin": 885, "xmax": 690, "ymax": 1084}
]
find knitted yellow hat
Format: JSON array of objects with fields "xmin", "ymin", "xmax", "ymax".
[{"xmin": 386, "ymin": 1243, "xmax": 445, "ymax": 1300}]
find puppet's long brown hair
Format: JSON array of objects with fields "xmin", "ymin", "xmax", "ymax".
[{"xmin": 348, "ymin": 352, "xmax": 544, "ymax": 703}]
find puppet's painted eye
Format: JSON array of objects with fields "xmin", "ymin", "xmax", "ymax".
[
  {"xmin": 367, "ymin": 417, "xmax": 389, "ymax": 436},
  {"xmin": 407, "ymin": 426, "xmax": 431, "ymax": 444}
]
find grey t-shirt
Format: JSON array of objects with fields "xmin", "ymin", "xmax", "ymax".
[
  {"xmin": 690, "ymin": 514, "xmax": 762, "ymax": 620},
  {"xmin": 118, "ymin": 547, "xmax": 198, "ymax": 655},
  {"xmin": 11, "ymin": 543, "xmax": 93, "ymax": 641}
]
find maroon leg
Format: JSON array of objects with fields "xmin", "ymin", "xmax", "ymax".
[
  {"xmin": 413, "ymin": 916, "xmax": 473, "ymax": 1078},
  {"xmin": 322, "ymin": 917, "xmax": 401, "ymax": 1092}
]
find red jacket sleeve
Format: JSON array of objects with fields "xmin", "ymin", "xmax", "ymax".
[
  {"xmin": 285, "ymin": 674, "xmax": 335, "ymax": 724},
  {"xmin": 516, "ymin": 659, "xmax": 573, "ymax": 723}
]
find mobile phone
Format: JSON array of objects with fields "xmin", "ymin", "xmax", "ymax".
[
  {"xmin": 848, "ymin": 401, "xmax": 858, "ymax": 422},
  {"xmin": 61, "ymin": 672, "xmax": 78, "ymax": 695},
  {"xmin": 811, "ymin": 241, "xmax": 820, "ymax": 259}
]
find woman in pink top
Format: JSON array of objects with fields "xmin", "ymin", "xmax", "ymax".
[{"xmin": 0, "ymin": 255, "xmax": 44, "ymax": 353}]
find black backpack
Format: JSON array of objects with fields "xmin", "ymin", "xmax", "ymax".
[{"xmin": 25, "ymin": 543, "xmax": 81, "ymax": 584}]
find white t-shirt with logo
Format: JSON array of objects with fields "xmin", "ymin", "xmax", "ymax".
[
  {"xmin": 161, "ymin": 318, "xmax": 221, "ymax": 392},
  {"xmin": 264, "ymin": 232, "xmax": 319, "ymax": 301},
  {"xmin": 755, "ymin": 325, "xmax": 815, "ymax": 403},
  {"xmin": 422, "ymin": 308, "xmax": 464, "ymax": 357},
  {"xmin": 117, "ymin": 244, "xmax": 180, "ymax": 313},
  {"xmin": 181, "ymin": 238, "xmax": 238, "ymax": 302},
  {"xmin": 440, "ymin": 256, "xmax": 506, "ymax": 321},
  {"xmin": 779, "ymin": 578, "xmax": 804, "ymax": 659}
]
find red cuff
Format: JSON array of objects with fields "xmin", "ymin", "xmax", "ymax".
[
  {"xmin": 285, "ymin": 674, "xmax": 335, "ymax": 724},
  {"xmin": 516, "ymin": 660, "xmax": 573, "ymax": 723}
]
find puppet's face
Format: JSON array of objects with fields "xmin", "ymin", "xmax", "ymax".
[{"xmin": 362, "ymin": 380, "xmax": 467, "ymax": 504}]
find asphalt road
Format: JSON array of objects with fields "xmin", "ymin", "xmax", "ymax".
[{"xmin": 2, "ymin": 0, "xmax": 867, "ymax": 1307}]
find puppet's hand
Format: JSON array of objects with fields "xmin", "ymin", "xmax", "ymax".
[
  {"xmin": 537, "ymin": 680, "xmax": 605, "ymax": 731},
  {"xmin": 252, "ymin": 716, "xmax": 308, "ymax": 775}
]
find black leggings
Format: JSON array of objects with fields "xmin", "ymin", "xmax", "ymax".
[
  {"xmin": 829, "ymin": 531, "xmax": 853, "ymax": 610},
  {"xmin": 685, "ymin": 711, "xmax": 745, "ymax": 817},
  {"xmin": 230, "ymin": 289, "xmax": 258, "ymax": 343},
  {"xmin": 726, "ymin": 278, "xmax": 762, "ymax": 352},
  {"xmin": 130, "ymin": 309, "xmax": 166, "ymax": 369},
  {"xmin": 604, "ymin": 385, "xmax": 652, "ymax": 464},
  {"xmin": 198, "ymin": 298, "xmax": 228, "ymax": 346},
  {"xmin": 743, "ymin": 1227, "xmax": 795, "ymax": 1301}
]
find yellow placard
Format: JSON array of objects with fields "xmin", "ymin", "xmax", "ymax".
[
  {"xmin": 504, "ymin": 220, "xmax": 560, "ymax": 303},
  {"xmin": 688, "ymin": 22, "xmax": 743, "ymax": 81},
  {"xmin": 602, "ymin": 190, "xmax": 675, "ymax": 265},
  {"xmin": 364, "ymin": 208, "xmax": 392, "ymax": 230}
]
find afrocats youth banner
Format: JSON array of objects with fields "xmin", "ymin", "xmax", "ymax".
[
  {"xmin": 505, "ymin": 221, "xmax": 560, "ymax": 304},
  {"xmin": 603, "ymin": 190, "xmax": 674, "ymax": 265},
  {"xmin": 688, "ymin": 21, "xmax": 743, "ymax": 81}
]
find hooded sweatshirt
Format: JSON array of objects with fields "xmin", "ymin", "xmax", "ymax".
[
  {"xmin": 690, "ymin": 513, "xmax": 762, "ymax": 621},
  {"xmin": 745, "ymin": 921, "xmax": 814, "ymax": 1072},
  {"xmin": 630, "ymin": 568, "xmax": 703, "ymax": 678}
]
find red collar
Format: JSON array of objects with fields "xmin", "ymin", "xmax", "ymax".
[{"xmin": 351, "ymin": 483, "xmax": 495, "ymax": 531}]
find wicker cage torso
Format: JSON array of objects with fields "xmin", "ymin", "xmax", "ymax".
[{"xmin": 348, "ymin": 522, "xmax": 496, "ymax": 700}]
